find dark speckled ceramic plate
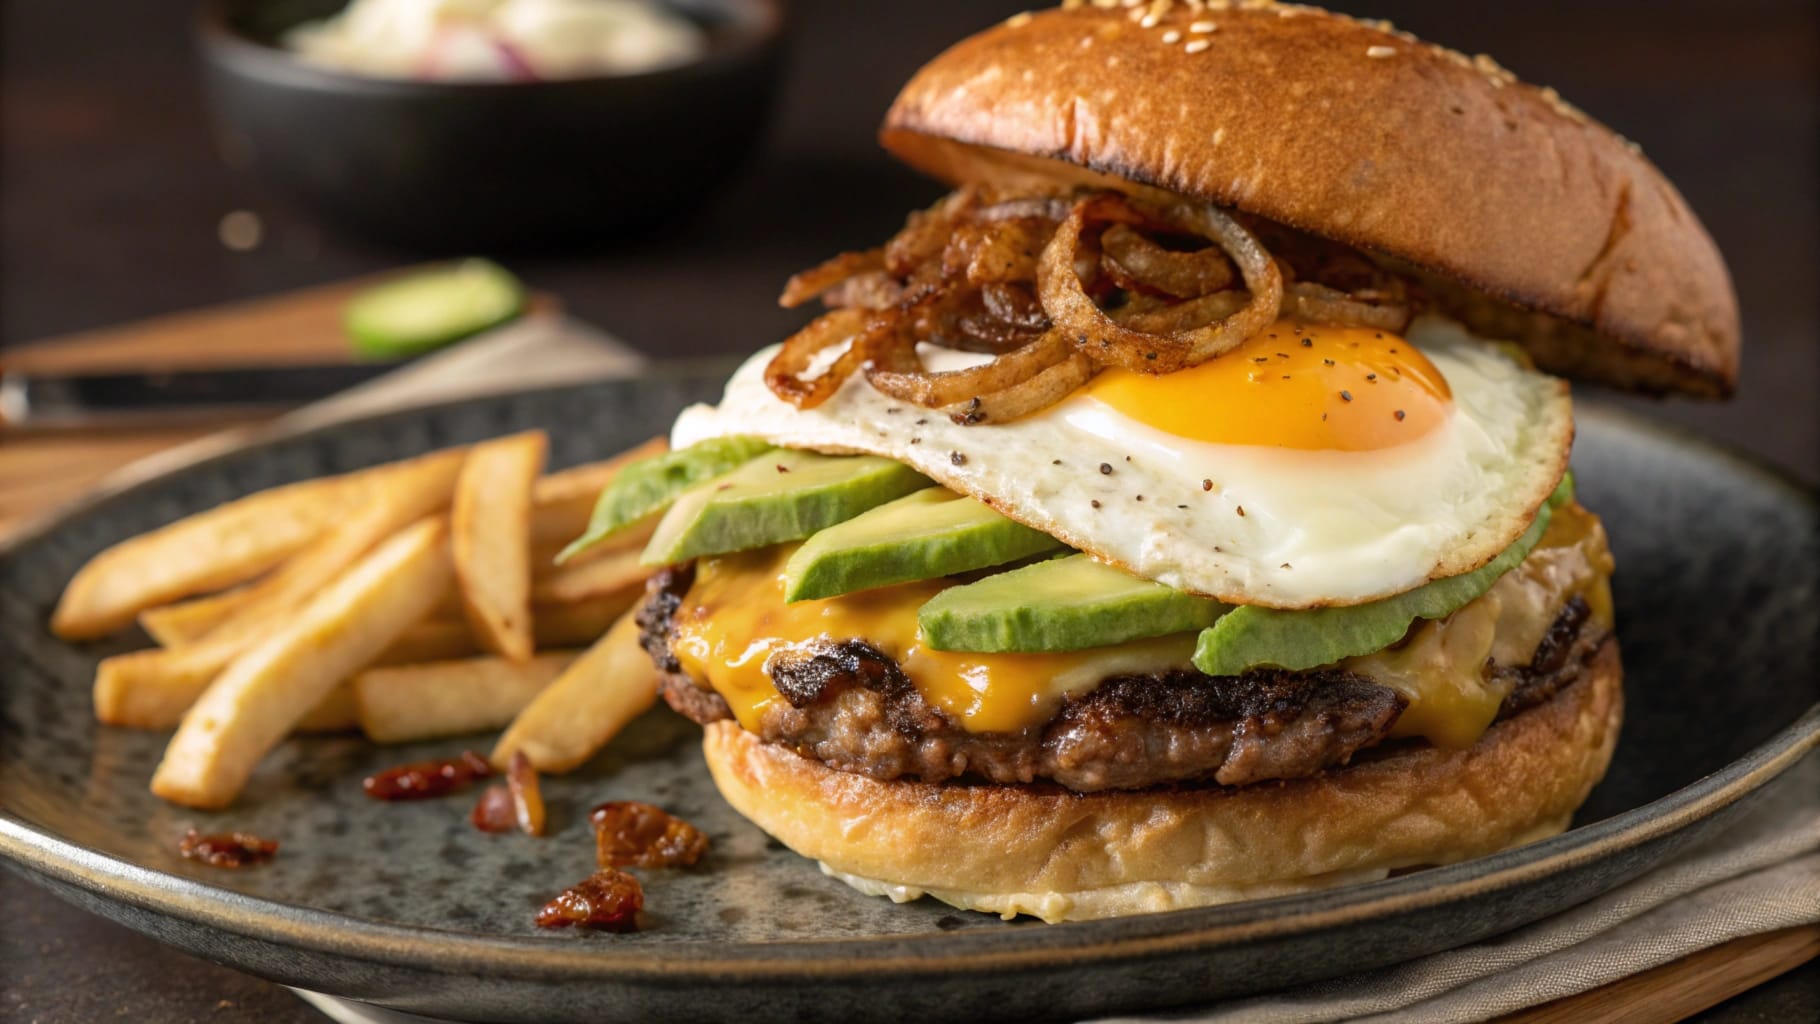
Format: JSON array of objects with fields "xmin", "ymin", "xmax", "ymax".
[{"xmin": 2, "ymin": 370, "xmax": 1816, "ymax": 1024}]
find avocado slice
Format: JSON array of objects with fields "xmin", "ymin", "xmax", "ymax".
[
  {"xmin": 559, "ymin": 436, "xmax": 773, "ymax": 563},
  {"xmin": 918, "ymin": 553, "xmax": 1227, "ymax": 653},
  {"xmin": 1192, "ymin": 474, "xmax": 1576, "ymax": 676},
  {"xmin": 640, "ymin": 450, "xmax": 930, "ymax": 566},
  {"xmin": 783, "ymin": 488, "xmax": 1067, "ymax": 602}
]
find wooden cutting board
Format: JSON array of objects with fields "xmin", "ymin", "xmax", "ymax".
[
  {"xmin": 0, "ymin": 270, "xmax": 554, "ymax": 539},
  {"xmin": 0, "ymin": 275, "xmax": 1811, "ymax": 1020}
]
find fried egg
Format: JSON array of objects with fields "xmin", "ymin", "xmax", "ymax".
[{"xmin": 672, "ymin": 315, "xmax": 1572, "ymax": 609}]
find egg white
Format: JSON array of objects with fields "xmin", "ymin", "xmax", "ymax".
[{"xmin": 672, "ymin": 316, "xmax": 1572, "ymax": 609}]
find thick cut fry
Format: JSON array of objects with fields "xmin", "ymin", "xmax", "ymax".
[
  {"xmin": 93, "ymin": 450, "xmax": 467, "ymax": 730},
  {"xmin": 151, "ymin": 517, "xmax": 455, "ymax": 809},
  {"xmin": 372, "ymin": 596, "xmax": 629, "ymax": 669},
  {"xmin": 353, "ymin": 652, "xmax": 579, "ymax": 744},
  {"xmin": 295, "ymin": 685, "xmax": 360, "ymax": 734},
  {"xmin": 139, "ymin": 587, "xmax": 255, "ymax": 647},
  {"xmin": 453, "ymin": 432, "xmax": 546, "ymax": 661},
  {"xmin": 529, "ymin": 437, "xmax": 667, "ymax": 544},
  {"xmin": 53, "ymin": 476, "xmax": 351, "ymax": 640},
  {"xmin": 533, "ymin": 547, "xmax": 649, "ymax": 606},
  {"xmin": 530, "ymin": 597, "xmax": 630, "ymax": 647},
  {"xmin": 373, "ymin": 619, "xmax": 477, "ymax": 666},
  {"xmin": 530, "ymin": 514, "xmax": 656, "ymax": 574},
  {"xmin": 491, "ymin": 611, "xmax": 658, "ymax": 773}
]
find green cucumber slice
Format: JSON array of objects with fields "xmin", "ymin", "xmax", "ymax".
[{"xmin": 345, "ymin": 259, "xmax": 525, "ymax": 360}]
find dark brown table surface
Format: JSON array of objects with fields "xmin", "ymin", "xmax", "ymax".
[{"xmin": 2, "ymin": 1, "xmax": 1816, "ymax": 1021}]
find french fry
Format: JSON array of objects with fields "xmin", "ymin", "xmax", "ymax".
[
  {"xmin": 530, "ymin": 513, "xmax": 656, "ymax": 574},
  {"xmin": 94, "ymin": 449, "xmax": 467, "ymax": 730},
  {"xmin": 531, "ymin": 596, "xmax": 633, "ymax": 647},
  {"xmin": 52, "ymin": 475, "xmax": 353, "ymax": 640},
  {"xmin": 453, "ymin": 432, "xmax": 546, "ymax": 661},
  {"xmin": 368, "ymin": 595, "xmax": 630, "ymax": 670},
  {"xmin": 353, "ymin": 652, "xmax": 579, "ymax": 744},
  {"xmin": 533, "ymin": 546, "xmax": 649, "ymax": 606},
  {"xmin": 150, "ymin": 516, "xmax": 455, "ymax": 809},
  {"xmin": 295, "ymin": 685, "xmax": 360, "ymax": 734},
  {"xmin": 139, "ymin": 587, "xmax": 255, "ymax": 647},
  {"xmin": 491, "ymin": 611, "xmax": 657, "ymax": 773},
  {"xmin": 528, "ymin": 437, "xmax": 667, "ymax": 544},
  {"xmin": 373, "ymin": 619, "xmax": 476, "ymax": 666}
]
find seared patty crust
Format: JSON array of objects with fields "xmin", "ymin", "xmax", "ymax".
[{"xmin": 638, "ymin": 566, "xmax": 1604, "ymax": 792}]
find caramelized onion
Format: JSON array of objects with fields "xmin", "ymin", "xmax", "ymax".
[{"xmin": 1040, "ymin": 194, "xmax": 1282, "ymax": 374}]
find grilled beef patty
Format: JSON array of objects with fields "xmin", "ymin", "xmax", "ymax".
[{"xmin": 637, "ymin": 566, "xmax": 1603, "ymax": 792}]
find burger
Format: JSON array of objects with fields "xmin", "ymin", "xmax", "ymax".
[{"xmin": 563, "ymin": 0, "xmax": 1738, "ymax": 922}]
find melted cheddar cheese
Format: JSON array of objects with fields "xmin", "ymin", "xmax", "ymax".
[{"xmin": 669, "ymin": 503, "xmax": 1613, "ymax": 747}]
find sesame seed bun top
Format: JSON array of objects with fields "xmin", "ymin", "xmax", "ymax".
[{"xmin": 881, "ymin": 1, "xmax": 1740, "ymax": 397}]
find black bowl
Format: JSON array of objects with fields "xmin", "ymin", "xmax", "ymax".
[{"xmin": 197, "ymin": 0, "xmax": 786, "ymax": 250}]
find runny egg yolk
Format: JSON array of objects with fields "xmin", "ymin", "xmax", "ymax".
[{"xmin": 1080, "ymin": 320, "xmax": 1453, "ymax": 451}]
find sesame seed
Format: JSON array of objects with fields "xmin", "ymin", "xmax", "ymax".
[
  {"xmin": 1366, "ymin": 373, "xmax": 1378, "ymax": 381},
  {"xmin": 1202, "ymin": 479, "xmax": 1214, "ymax": 491},
  {"xmin": 1395, "ymin": 409, "xmax": 1407, "ymax": 421},
  {"xmin": 1162, "ymin": 29, "xmax": 1182, "ymax": 43},
  {"xmin": 1236, "ymin": 505, "xmax": 1246, "ymax": 517},
  {"xmin": 1323, "ymin": 358, "xmax": 1335, "ymax": 366},
  {"xmin": 950, "ymin": 451, "xmax": 967, "ymax": 466},
  {"xmin": 1100, "ymin": 462, "xmax": 1114, "ymax": 475},
  {"xmin": 1053, "ymin": 459, "xmax": 1063, "ymax": 465},
  {"xmin": 1091, "ymin": 499, "xmax": 1102, "ymax": 509},
  {"xmin": 1340, "ymin": 390, "xmax": 1353, "ymax": 402},
  {"xmin": 1189, "ymin": 20, "xmax": 1217, "ymax": 32},
  {"xmin": 1366, "ymin": 45, "xmax": 1397, "ymax": 58},
  {"xmin": 1005, "ymin": 11, "xmax": 1034, "ymax": 27},
  {"xmin": 1184, "ymin": 38, "xmax": 1211, "ymax": 54},
  {"xmin": 1301, "ymin": 337, "xmax": 1313, "ymax": 347}
]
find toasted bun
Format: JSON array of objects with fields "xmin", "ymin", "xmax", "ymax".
[
  {"xmin": 703, "ymin": 638, "xmax": 1622, "ymax": 922},
  {"xmin": 881, "ymin": 4, "xmax": 1738, "ymax": 397}
]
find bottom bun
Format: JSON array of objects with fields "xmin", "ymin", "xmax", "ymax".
[{"xmin": 702, "ymin": 638, "xmax": 1623, "ymax": 922}]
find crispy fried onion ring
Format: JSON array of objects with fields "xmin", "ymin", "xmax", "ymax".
[
  {"xmin": 866, "ymin": 330, "xmax": 1093, "ymax": 425},
  {"xmin": 1099, "ymin": 223, "xmax": 1235, "ymax": 298},
  {"xmin": 766, "ymin": 188, "xmax": 1408, "ymax": 418},
  {"xmin": 1281, "ymin": 281, "xmax": 1411, "ymax": 332},
  {"xmin": 762, "ymin": 308, "xmax": 875, "ymax": 409},
  {"xmin": 1040, "ymin": 194, "xmax": 1283, "ymax": 374}
]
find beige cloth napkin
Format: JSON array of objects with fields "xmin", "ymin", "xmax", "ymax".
[
  {"xmin": 277, "ymin": 320, "xmax": 1816, "ymax": 1022},
  {"xmin": 1102, "ymin": 750, "xmax": 1820, "ymax": 1023}
]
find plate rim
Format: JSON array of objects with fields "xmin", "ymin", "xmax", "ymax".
[{"xmin": 3, "ymin": 376, "xmax": 1817, "ymax": 981}]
